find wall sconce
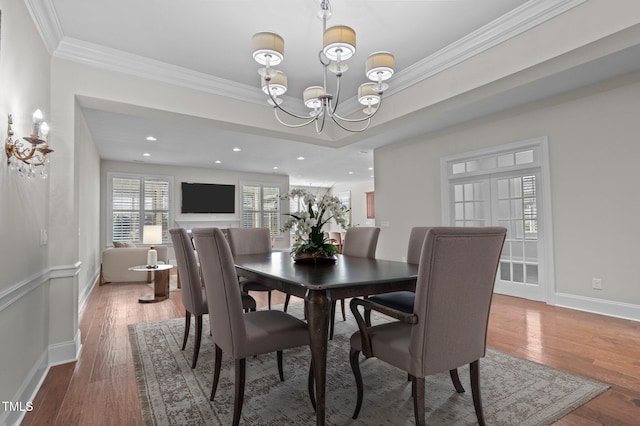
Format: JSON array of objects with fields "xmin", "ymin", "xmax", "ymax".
[{"xmin": 5, "ymin": 109, "xmax": 54, "ymax": 179}]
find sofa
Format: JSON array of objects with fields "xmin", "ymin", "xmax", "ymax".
[{"xmin": 100, "ymin": 245, "xmax": 169, "ymax": 284}]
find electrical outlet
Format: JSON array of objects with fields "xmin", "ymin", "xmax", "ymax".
[
  {"xmin": 592, "ymin": 278, "xmax": 602, "ymax": 290},
  {"xmin": 40, "ymin": 229, "xmax": 48, "ymax": 246}
]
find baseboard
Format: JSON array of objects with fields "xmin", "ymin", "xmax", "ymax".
[
  {"xmin": 553, "ymin": 292, "xmax": 640, "ymax": 322},
  {"xmin": 0, "ymin": 350, "xmax": 49, "ymax": 426},
  {"xmin": 79, "ymin": 269, "xmax": 100, "ymax": 311},
  {"xmin": 48, "ymin": 330, "xmax": 82, "ymax": 367}
]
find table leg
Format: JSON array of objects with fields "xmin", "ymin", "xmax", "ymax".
[{"xmin": 305, "ymin": 290, "xmax": 330, "ymax": 426}]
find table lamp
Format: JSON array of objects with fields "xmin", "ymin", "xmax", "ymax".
[{"xmin": 143, "ymin": 225, "xmax": 163, "ymax": 267}]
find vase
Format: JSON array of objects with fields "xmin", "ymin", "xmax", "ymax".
[{"xmin": 293, "ymin": 253, "xmax": 338, "ymax": 264}]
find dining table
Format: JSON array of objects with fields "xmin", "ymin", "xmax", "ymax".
[{"xmin": 234, "ymin": 251, "xmax": 419, "ymax": 426}]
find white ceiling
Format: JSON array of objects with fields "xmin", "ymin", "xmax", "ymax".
[{"xmin": 33, "ymin": 0, "xmax": 640, "ymax": 186}]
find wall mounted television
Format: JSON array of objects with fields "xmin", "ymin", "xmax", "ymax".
[{"xmin": 181, "ymin": 182, "xmax": 235, "ymax": 214}]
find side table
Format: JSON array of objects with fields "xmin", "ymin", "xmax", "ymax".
[{"xmin": 129, "ymin": 264, "xmax": 174, "ymax": 303}]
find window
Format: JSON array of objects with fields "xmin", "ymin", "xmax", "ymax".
[
  {"xmin": 241, "ymin": 182, "xmax": 281, "ymax": 236},
  {"xmin": 107, "ymin": 173, "xmax": 172, "ymax": 244}
]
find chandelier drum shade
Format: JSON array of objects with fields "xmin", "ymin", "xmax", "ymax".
[{"xmin": 251, "ymin": 0, "xmax": 394, "ymax": 133}]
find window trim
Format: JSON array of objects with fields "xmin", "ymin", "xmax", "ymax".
[{"xmin": 106, "ymin": 172, "xmax": 174, "ymax": 245}]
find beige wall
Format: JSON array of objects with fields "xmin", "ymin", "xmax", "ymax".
[
  {"xmin": 0, "ymin": 0, "xmax": 52, "ymax": 416},
  {"xmin": 76, "ymin": 105, "xmax": 102, "ymax": 305},
  {"xmin": 375, "ymin": 71, "xmax": 640, "ymax": 315}
]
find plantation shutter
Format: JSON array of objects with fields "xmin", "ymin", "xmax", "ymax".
[
  {"xmin": 112, "ymin": 177, "xmax": 141, "ymax": 242},
  {"xmin": 109, "ymin": 174, "xmax": 172, "ymax": 244},
  {"xmin": 144, "ymin": 178, "xmax": 170, "ymax": 241},
  {"xmin": 241, "ymin": 183, "xmax": 281, "ymax": 235}
]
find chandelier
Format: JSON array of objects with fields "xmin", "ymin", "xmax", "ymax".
[
  {"xmin": 5, "ymin": 110, "xmax": 54, "ymax": 179},
  {"xmin": 251, "ymin": 0, "xmax": 394, "ymax": 133}
]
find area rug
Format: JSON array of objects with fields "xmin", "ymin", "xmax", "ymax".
[{"xmin": 129, "ymin": 304, "xmax": 608, "ymax": 425}]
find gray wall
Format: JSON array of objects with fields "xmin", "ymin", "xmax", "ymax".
[{"xmin": 375, "ymin": 71, "xmax": 640, "ymax": 318}]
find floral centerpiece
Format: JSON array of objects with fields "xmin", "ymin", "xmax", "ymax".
[{"xmin": 281, "ymin": 188, "xmax": 349, "ymax": 263}]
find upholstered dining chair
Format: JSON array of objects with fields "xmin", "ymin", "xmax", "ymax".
[
  {"xmin": 330, "ymin": 226, "xmax": 380, "ymax": 339},
  {"xmin": 349, "ymin": 227, "xmax": 506, "ymax": 426},
  {"xmin": 226, "ymin": 227, "xmax": 276, "ymax": 310},
  {"xmin": 170, "ymin": 228, "xmax": 256, "ymax": 369},
  {"xmin": 364, "ymin": 226, "xmax": 429, "ymax": 326},
  {"xmin": 192, "ymin": 228, "xmax": 312, "ymax": 426}
]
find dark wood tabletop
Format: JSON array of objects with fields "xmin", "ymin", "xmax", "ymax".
[{"xmin": 234, "ymin": 251, "xmax": 418, "ymax": 294}]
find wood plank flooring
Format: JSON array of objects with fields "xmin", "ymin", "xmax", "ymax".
[{"xmin": 22, "ymin": 277, "xmax": 640, "ymax": 425}]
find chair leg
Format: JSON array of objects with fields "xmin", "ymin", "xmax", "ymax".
[
  {"xmin": 350, "ymin": 348, "xmax": 363, "ymax": 419},
  {"xmin": 182, "ymin": 311, "xmax": 191, "ymax": 350},
  {"xmin": 191, "ymin": 315, "xmax": 203, "ymax": 369},
  {"xmin": 450, "ymin": 368, "xmax": 465, "ymax": 393},
  {"xmin": 210, "ymin": 345, "xmax": 223, "ymax": 401},
  {"xmin": 277, "ymin": 350, "xmax": 284, "ymax": 381},
  {"xmin": 412, "ymin": 375, "xmax": 426, "ymax": 426},
  {"xmin": 340, "ymin": 298, "xmax": 346, "ymax": 321},
  {"xmin": 267, "ymin": 290, "xmax": 272, "ymax": 310},
  {"xmin": 284, "ymin": 294, "xmax": 291, "ymax": 312},
  {"xmin": 233, "ymin": 358, "xmax": 247, "ymax": 426},
  {"xmin": 329, "ymin": 301, "xmax": 336, "ymax": 340},
  {"xmin": 308, "ymin": 360, "xmax": 316, "ymax": 412},
  {"xmin": 470, "ymin": 360, "xmax": 486, "ymax": 426}
]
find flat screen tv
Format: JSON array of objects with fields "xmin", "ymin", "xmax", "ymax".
[{"xmin": 181, "ymin": 182, "xmax": 235, "ymax": 214}]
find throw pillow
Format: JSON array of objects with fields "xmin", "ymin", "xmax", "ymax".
[{"xmin": 113, "ymin": 241, "xmax": 136, "ymax": 248}]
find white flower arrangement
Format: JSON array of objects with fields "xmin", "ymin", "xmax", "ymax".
[{"xmin": 281, "ymin": 188, "xmax": 349, "ymax": 257}]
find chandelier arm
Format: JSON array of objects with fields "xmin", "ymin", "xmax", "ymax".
[
  {"xmin": 331, "ymin": 97, "xmax": 383, "ymax": 123},
  {"xmin": 273, "ymin": 108, "xmax": 319, "ymax": 128},
  {"xmin": 263, "ymin": 83, "xmax": 314, "ymax": 121},
  {"xmin": 330, "ymin": 115, "xmax": 372, "ymax": 133}
]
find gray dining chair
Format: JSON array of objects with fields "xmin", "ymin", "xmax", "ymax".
[
  {"xmin": 170, "ymin": 228, "xmax": 256, "ymax": 369},
  {"xmin": 192, "ymin": 227, "xmax": 312, "ymax": 426},
  {"xmin": 226, "ymin": 227, "xmax": 276, "ymax": 310},
  {"xmin": 349, "ymin": 226, "xmax": 506, "ymax": 426},
  {"xmin": 364, "ymin": 226, "xmax": 429, "ymax": 326},
  {"xmin": 330, "ymin": 226, "xmax": 380, "ymax": 339}
]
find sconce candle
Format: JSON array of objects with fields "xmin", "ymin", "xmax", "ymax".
[{"xmin": 5, "ymin": 110, "xmax": 54, "ymax": 179}]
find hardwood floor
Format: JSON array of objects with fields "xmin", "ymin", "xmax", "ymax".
[{"xmin": 22, "ymin": 278, "xmax": 640, "ymax": 425}]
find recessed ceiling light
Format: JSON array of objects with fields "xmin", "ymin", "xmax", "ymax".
[
  {"xmin": 215, "ymin": 160, "xmax": 221, "ymax": 164},
  {"xmin": 233, "ymin": 147, "xmax": 241, "ymax": 152},
  {"xmin": 143, "ymin": 153, "xmax": 151, "ymax": 157},
  {"xmin": 273, "ymin": 166, "xmax": 279, "ymax": 170},
  {"xmin": 368, "ymin": 167, "xmax": 373, "ymax": 171},
  {"xmin": 348, "ymin": 171, "xmax": 354, "ymax": 175},
  {"xmin": 297, "ymin": 156, "xmax": 305, "ymax": 160},
  {"xmin": 146, "ymin": 136, "xmax": 157, "ymax": 141}
]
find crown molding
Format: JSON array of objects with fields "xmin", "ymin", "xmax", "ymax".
[
  {"xmin": 30, "ymin": 0, "xmax": 586, "ymax": 112},
  {"xmin": 389, "ymin": 0, "xmax": 588, "ymax": 95},
  {"xmin": 53, "ymin": 37, "xmax": 270, "ymax": 103},
  {"xmin": 24, "ymin": 0, "xmax": 63, "ymax": 54}
]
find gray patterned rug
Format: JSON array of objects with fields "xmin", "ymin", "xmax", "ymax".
[{"xmin": 129, "ymin": 304, "xmax": 608, "ymax": 425}]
